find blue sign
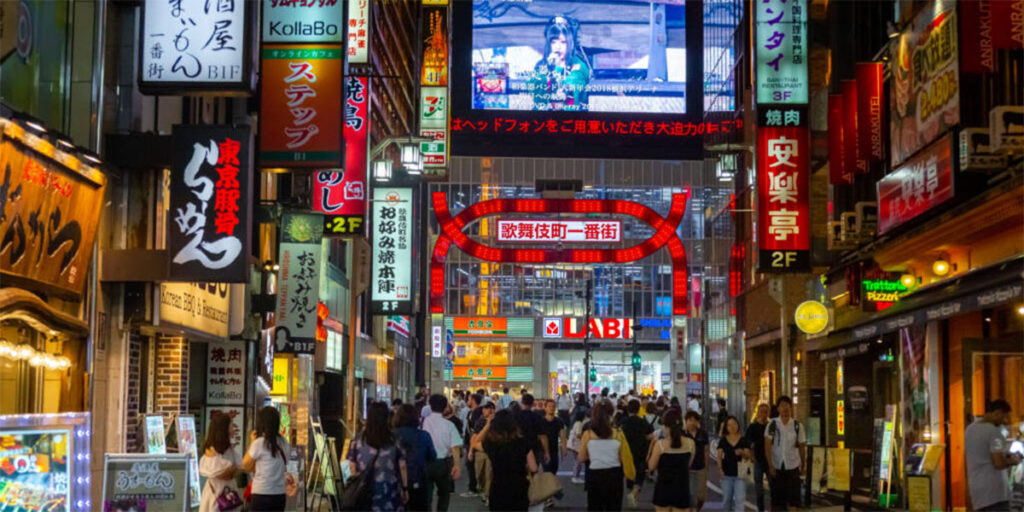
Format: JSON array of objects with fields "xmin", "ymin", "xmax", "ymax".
[{"xmin": 444, "ymin": 358, "xmax": 453, "ymax": 370}]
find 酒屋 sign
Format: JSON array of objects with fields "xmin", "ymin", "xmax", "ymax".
[
  {"xmin": 756, "ymin": 107, "xmax": 809, "ymax": 272},
  {"xmin": 497, "ymin": 220, "xmax": 621, "ymax": 243},
  {"xmin": 371, "ymin": 188, "xmax": 413, "ymax": 314}
]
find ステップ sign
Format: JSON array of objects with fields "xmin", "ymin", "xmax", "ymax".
[
  {"xmin": 757, "ymin": 107, "xmax": 809, "ymax": 272},
  {"xmin": 877, "ymin": 134, "xmax": 953, "ymax": 234},
  {"xmin": 260, "ymin": 46, "xmax": 343, "ymax": 167},
  {"xmin": 497, "ymin": 220, "xmax": 622, "ymax": 243},
  {"xmin": 371, "ymin": 188, "xmax": 413, "ymax": 314},
  {"xmin": 169, "ymin": 125, "xmax": 252, "ymax": 283},
  {"xmin": 262, "ymin": 0, "xmax": 344, "ymax": 43}
]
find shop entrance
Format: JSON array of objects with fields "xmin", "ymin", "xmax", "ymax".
[{"xmin": 962, "ymin": 337, "xmax": 1023, "ymax": 422}]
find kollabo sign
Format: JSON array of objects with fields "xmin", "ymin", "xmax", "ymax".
[{"xmin": 262, "ymin": 0, "xmax": 344, "ymax": 43}]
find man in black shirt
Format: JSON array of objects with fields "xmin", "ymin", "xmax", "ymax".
[
  {"xmin": 514, "ymin": 393, "xmax": 550, "ymax": 464},
  {"xmin": 684, "ymin": 410, "xmax": 711, "ymax": 512},
  {"xmin": 744, "ymin": 403, "xmax": 771, "ymax": 511},
  {"xmin": 621, "ymin": 399, "xmax": 654, "ymax": 507},
  {"xmin": 460, "ymin": 393, "xmax": 483, "ymax": 497}
]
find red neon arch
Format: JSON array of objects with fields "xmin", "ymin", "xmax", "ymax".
[{"xmin": 430, "ymin": 192, "xmax": 690, "ymax": 316}]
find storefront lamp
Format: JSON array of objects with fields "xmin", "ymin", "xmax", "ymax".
[
  {"xmin": 401, "ymin": 143, "xmax": 421, "ymax": 172},
  {"xmin": 932, "ymin": 259, "xmax": 950, "ymax": 276},
  {"xmin": 373, "ymin": 159, "xmax": 393, "ymax": 181},
  {"xmin": 899, "ymin": 273, "xmax": 916, "ymax": 288}
]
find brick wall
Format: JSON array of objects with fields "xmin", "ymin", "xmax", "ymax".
[
  {"xmin": 155, "ymin": 337, "xmax": 189, "ymax": 429},
  {"xmin": 125, "ymin": 334, "xmax": 142, "ymax": 452}
]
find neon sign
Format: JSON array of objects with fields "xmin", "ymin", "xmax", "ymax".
[
  {"xmin": 862, "ymin": 279, "xmax": 908, "ymax": 309},
  {"xmin": 497, "ymin": 220, "xmax": 621, "ymax": 243}
]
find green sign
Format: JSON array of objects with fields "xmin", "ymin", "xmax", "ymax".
[
  {"xmin": 755, "ymin": 0, "xmax": 808, "ymax": 104},
  {"xmin": 862, "ymin": 279, "xmax": 908, "ymax": 304}
]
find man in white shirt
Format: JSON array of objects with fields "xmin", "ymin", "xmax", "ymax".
[
  {"xmin": 764, "ymin": 396, "xmax": 806, "ymax": 511},
  {"xmin": 556, "ymin": 384, "xmax": 574, "ymax": 433},
  {"xmin": 497, "ymin": 386, "xmax": 513, "ymax": 410},
  {"xmin": 687, "ymin": 394, "xmax": 702, "ymax": 415},
  {"xmin": 421, "ymin": 394, "xmax": 462, "ymax": 511}
]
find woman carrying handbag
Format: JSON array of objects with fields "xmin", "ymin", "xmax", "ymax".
[
  {"xmin": 199, "ymin": 412, "xmax": 243, "ymax": 512},
  {"xmin": 242, "ymin": 407, "xmax": 296, "ymax": 512}
]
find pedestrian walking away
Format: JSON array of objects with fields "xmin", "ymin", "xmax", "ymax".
[
  {"xmin": 478, "ymin": 409, "xmax": 539, "ymax": 511},
  {"xmin": 421, "ymin": 394, "xmax": 462, "ymax": 512},
  {"xmin": 346, "ymin": 402, "xmax": 410, "ymax": 511},
  {"xmin": 965, "ymin": 399, "xmax": 1023, "ymax": 511},
  {"xmin": 578, "ymin": 400, "xmax": 636, "ymax": 511},
  {"xmin": 394, "ymin": 403, "xmax": 437, "ymax": 511},
  {"xmin": 242, "ymin": 407, "xmax": 294, "ymax": 512},
  {"xmin": 648, "ymin": 407, "xmax": 693, "ymax": 512},
  {"xmin": 764, "ymin": 396, "xmax": 806, "ymax": 511},
  {"xmin": 198, "ymin": 412, "xmax": 242, "ymax": 512},
  {"xmin": 620, "ymin": 398, "xmax": 654, "ymax": 508},
  {"xmin": 683, "ymin": 410, "xmax": 710, "ymax": 512}
]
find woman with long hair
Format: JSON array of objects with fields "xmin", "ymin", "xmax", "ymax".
[
  {"xmin": 567, "ymin": 405, "xmax": 588, "ymax": 484},
  {"xmin": 529, "ymin": 15, "xmax": 592, "ymax": 111},
  {"xmin": 474, "ymin": 409, "xmax": 538, "ymax": 511},
  {"xmin": 578, "ymin": 401, "xmax": 633, "ymax": 511},
  {"xmin": 242, "ymin": 407, "xmax": 292, "ymax": 512},
  {"xmin": 199, "ymin": 412, "xmax": 241, "ymax": 512},
  {"xmin": 392, "ymin": 403, "xmax": 436, "ymax": 511},
  {"xmin": 648, "ymin": 408, "xmax": 694, "ymax": 512},
  {"xmin": 347, "ymin": 401, "xmax": 409, "ymax": 511},
  {"xmin": 716, "ymin": 416, "xmax": 751, "ymax": 512}
]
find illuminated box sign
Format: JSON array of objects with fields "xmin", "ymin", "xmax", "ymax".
[
  {"xmin": 421, "ymin": 87, "xmax": 448, "ymax": 129},
  {"xmin": 421, "ymin": 4, "xmax": 448, "ymax": 86},
  {"xmin": 497, "ymin": 220, "xmax": 622, "ymax": 243},
  {"xmin": 755, "ymin": 0, "xmax": 808, "ymax": 104},
  {"xmin": 862, "ymin": 279, "xmax": 908, "ymax": 309},
  {"xmin": 432, "ymin": 325, "xmax": 444, "ymax": 357},
  {"xmin": 564, "ymin": 318, "xmax": 635, "ymax": 339},
  {"xmin": 274, "ymin": 212, "xmax": 324, "ymax": 354},
  {"xmin": 890, "ymin": 0, "xmax": 959, "ymax": 167},
  {"xmin": 346, "ymin": 0, "xmax": 369, "ymax": 63},
  {"xmin": 756, "ymin": 107, "xmax": 810, "ymax": 273},
  {"xmin": 262, "ymin": 0, "xmax": 344, "ymax": 43},
  {"xmin": 453, "ymin": 366, "xmax": 506, "ymax": 380},
  {"xmin": 837, "ymin": 399, "xmax": 845, "ymax": 435},
  {"xmin": 259, "ymin": 46, "xmax": 344, "ymax": 167},
  {"xmin": 453, "ymin": 317, "xmax": 507, "ymax": 337},
  {"xmin": 877, "ymin": 134, "xmax": 954, "ymax": 234},
  {"xmin": 420, "ymin": 128, "xmax": 448, "ymax": 168},
  {"xmin": 139, "ymin": 0, "xmax": 251, "ymax": 93},
  {"xmin": 371, "ymin": 188, "xmax": 413, "ymax": 314}
]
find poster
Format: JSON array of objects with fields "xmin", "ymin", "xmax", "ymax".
[
  {"xmin": 274, "ymin": 212, "xmax": 324, "ymax": 354},
  {"xmin": 206, "ymin": 341, "xmax": 246, "ymax": 405},
  {"xmin": 827, "ymin": 447, "xmax": 850, "ymax": 492},
  {"xmin": 204, "ymin": 407, "xmax": 244, "ymax": 460},
  {"xmin": 176, "ymin": 416, "xmax": 201, "ymax": 509},
  {"xmin": 906, "ymin": 475, "xmax": 931, "ymax": 512},
  {"xmin": 0, "ymin": 429, "xmax": 71, "ymax": 511},
  {"xmin": 145, "ymin": 415, "xmax": 167, "ymax": 454},
  {"xmin": 103, "ymin": 454, "xmax": 189, "ymax": 512}
]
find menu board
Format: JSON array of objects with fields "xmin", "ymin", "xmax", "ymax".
[
  {"xmin": 103, "ymin": 454, "xmax": 189, "ymax": 511},
  {"xmin": 827, "ymin": 447, "xmax": 851, "ymax": 492},
  {"xmin": 176, "ymin": 416, "xmax": 201, "ymax": 509},
  {"xmin": 145, "ymin": 415, "xmax": 167, "ymax": 454},
  {"xmin": 0, "ymin": 429, "xmax": 72, "ymax": 511}
]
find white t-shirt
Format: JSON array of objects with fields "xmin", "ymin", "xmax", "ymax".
[
  {"xmin": 247, "ymin": 435, "xmax": 290, "ymax": 495},
  {"xmin": 556, "ymin": 394, "xmax": 573, "ymax": 411},
  {"xmin": 421, "ymin": 412, "xmax": 461, "ymax": 458},
  {"xmin": 199, "ymin": 449, "xmax": 241, "ymax": 512},
  {"xmin": 587, "ymin": 437, "xmax": 622, "ymax": 470},
  {"xmin": 764, "ymin": 417, "xmax": 806, "ymax": 470}
]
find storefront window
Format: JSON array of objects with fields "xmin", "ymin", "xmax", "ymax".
[
  {"xmin": 511, "ymin": 343, "xmax": 532, "ymax": 366},
  {"xmin": 490, "ymin": 343, "xmax": 509, "ymax": 365}
]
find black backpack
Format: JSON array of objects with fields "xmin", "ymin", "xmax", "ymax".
[
  {"xmin": 340, "ymin": 443, "xmax": 379, "ymax": 511},
  {"xmin": 767, "ymin": 418, "xmax": 800, "ymax": 447}
]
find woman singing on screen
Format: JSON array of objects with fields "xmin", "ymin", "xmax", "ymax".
[{"xmin": 530, "ymin": 16, "xmax": 592, "ymax": 111}]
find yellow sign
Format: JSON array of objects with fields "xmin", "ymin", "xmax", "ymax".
[
  {"xmin": 794, "ymin": 300, "xmax": 829, "ymax": 334},
  {"xmin": 906, "ymin": 476, "xmax": 931, "ymax": 512},
  {"xmin": 827, "ymin": 448, "xmax": 851, "ymax": 491},
  {"xmin": 272, "ymin": 357, "xmax": 290, "ymax": 395},
  {"xmin": 837, "ymin": 399, "xmax": 845, "ymax": 435}
]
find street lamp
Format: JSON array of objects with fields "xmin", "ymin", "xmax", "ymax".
[
  {"xmin": 401, "ymin": 143, "xmax": 422, "ymax": 174},
  {"xmin": 373, "ymin": 159, "xmax": 393, "ymax": 181}
]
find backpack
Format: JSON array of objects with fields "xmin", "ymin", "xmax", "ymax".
[{"xmin": 767, "ymin": 418, "xmax": 800, "ymax": 447}]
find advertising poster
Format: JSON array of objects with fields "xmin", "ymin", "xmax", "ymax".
[
  {"xmin": 103, "ymin": 454, "xmax": 189, "ymax": 512},
  {"xmin": 204, "ymin": 407, "xmax": 244, "ymax": 460},
  {"xmin": 755, "ymin": 0, "xmax": 808, "ymax": 104},
  {"xmin": 274, "ymin": 212, "xmax": 324, "ymax": 354},
  {"xmin": 756, "ymin": 107, "xmax": 810, "ymax": 273},
  {"xmin": 370, "ymin": 188, "xmax": 413, "ymax": 314},
  {"xmin": 0, "ymin": 429, "xmax": 71, "ymax": 511},
  {"xmin": 890, "ymin": 0, "xmax": 959, "ymax": 166},
  {"xmin": 206, "ymin": 341, "xmax": 246, "ymax": 404},
  {"xmin": 176, "ymin": 416, "xmax": 201, "ymax": 509},
  {"xmin": 168, "ymin": 125, "xmax": 253, "ymax": 283},
  {"xmin": 827, "ymin": 447, "xmax": 850, "ymax": 492},
  {"xmin": 145, "ymin": 415, "xmax": 167, "ymax": 454},
  {"xmin": 259, "ymin": 46, "xmax": 344, "ymax": 167}
]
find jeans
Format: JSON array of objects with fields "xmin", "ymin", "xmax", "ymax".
[
  {"xmin": 753, "ymin": 461, "xmax": 767, "ymax": 511},
  {"xmin": 586, "ymin": 466, "xmax": 624, "ymax": 511},
  {"xmin": 466, "ymin": 449, "xmax": 477, "ymax": 492},
  {"xmin": 721, "ymin": 476, "xmax": 747, "ymax": 512},
  {"xmin": 425, "ymin": 457, "xmax": 453, "ymax": 511},
  {"xmin": 769, "ymin": 467, "xmax": 801, "ymax": 510}
]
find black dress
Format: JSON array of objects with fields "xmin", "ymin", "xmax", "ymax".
[
  {"xmin": 483, "ymin": 438, "xmax": 530, "ymax": 511},
  {"xmin": 652, "ymin": 441, "xmax": 691, "ymax": 509}
]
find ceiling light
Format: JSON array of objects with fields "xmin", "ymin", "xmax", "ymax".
[
  {"xmin": 932, "ymin": 259, "xmax": 950, "ymax": 276},
  {"xmin": 900, "ymin": 274, "xmax": 916, "ymax": 288}
]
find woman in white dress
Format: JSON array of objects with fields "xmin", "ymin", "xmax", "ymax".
[{"xmin": 199, "ymin": 412, "xmax": 242, "ymax": 512}]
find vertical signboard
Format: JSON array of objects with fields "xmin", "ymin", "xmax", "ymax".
[
  {"xmin": 420, "ymin": 87, "xmax": 448, "ymax": 129},
  {"xmin": 420, "ymin": 77, "xmax": 449, "ymax": 173},
  {"xmin": 259, "ymin": 46, "xmax": 344, "ymax": 167},
  {"xmin": 316, "ymin": 75, "xmax": 368, "ymax": 236},
  {"xmin": 274, "ymin": 212, "xmax": 324, "ymax": 354},
  {"xmin": 842, "ymin": 80, "xmax": 864, "ymax": 175},
  {"xmin": 827, "ymin": 94, "xmax": 850, "ymax": 186},
  {"xmin": 856, "ymin": 62, "xmax": 884, "ymax": 164},
  {"xmin": 262, "ymin": 0, "xmax": 345, "ymax": 43},
  {"xmin": 755, "ymin": 0, "xmax": 808, "ymax": 104},
  {"xmin": 169, "ymin": 125, "xmax": 252, "ymax": 283},
  {"xmin": 347, "ymin": 0, "xmax": 369, "ymax": 63},
  {"xmin": 420, "ymin": 4, "xmax": 448, "ymax": 86},
  {"xmin": 139, "ymin": 0, "xmax": 249, "ymax": 92},
  {"xmin": 757, "ymin": 107, "xmax": 810, "ymax": 273},
  {"xmin": 890, "ymin": 0, "xmax": 959, "ymax": 166},
  {"xmin": 206, "ymin": 341, "xmax": 246, "ymax": 404},
  {"xmin": 877, "ymin": 134, "xmax": 954, "ymax": 234},
  {"xmin": 959, "ymin": 1, "xmax": 996, "ymax": 74},
  {"xmin": 371, "ymin": 188, "xmax": 413, "ymax": 314}
]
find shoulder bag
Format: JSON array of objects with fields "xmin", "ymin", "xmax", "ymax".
[
  {"xmin": 528, "ymin": 471, "xmax": 563, "ymax": 505},
  {"xmin": 339, "ymin": 443, "xmax": 379, "ymax": 511}
]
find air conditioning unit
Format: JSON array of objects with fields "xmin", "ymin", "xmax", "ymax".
[
  {"xmin": 989, "ymin": 106, "xmax": 1024, "ymax": 155},
  {"xmin": 959, "ymin": 128, "xmax": 1006, "ymax": 172},
  {"xmin": 828, "ymin": 221, "xmax": 857, "ymax": 251},
  {"xmin": 854, "ymin": 202, "xmax": 877, "ymax": 237},
  {"xmin": 840, "ymin": 212, "xmax": 859, "ymax": 242}
]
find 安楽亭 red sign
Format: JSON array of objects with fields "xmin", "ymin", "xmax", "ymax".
[
  {"xmin": 757, "ymin": 107, "xmax": 810, "ymax": 273},
  {"xmin": 497, "ymin": 220, "xmax": 622, "ymax": 243},
  {"xmin": 877, "ymin": 134, "xmax": 954, "ymax": 235}
]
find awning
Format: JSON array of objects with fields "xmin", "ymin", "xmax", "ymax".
[
  {"xmin": 813, "ymin": 256, "xmax": 1024, "ymax": 360},
  {"xmin": 0, "ymin": 288, "xmax": 89, "ymax": 336}
]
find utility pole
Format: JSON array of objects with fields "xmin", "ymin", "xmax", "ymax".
[{"xmin": 582, "ymin": 278, "xmax": 593, "ymax": 398}]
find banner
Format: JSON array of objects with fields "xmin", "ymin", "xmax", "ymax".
[
  {"xmin": 262, "ymin": 0, "xmax": 344, "ymax": 43},
  {"xmin": 259, "ymin": 46, "xmax": 344, "ymax": 167},
  {"xmin": 371, "ymin": 188, "xmax": 413, "ymax": 314},
  {"xmin": 890, "ymin": 0, "xmax": 959, "ymax": 166},
  {"xmin": 755, "ymin": 0, "xmax": 808, "ymax": 104},
  {"xmin": 420, "ymin": 4, "xmax": 448, "ymax": 86},
  {"xmin": 877, "ymin": 134, "xmax": 954, "ymax": 234},
  {"xmin": 959, "ymin": 0, "xmax": 996, "ymax": 74},
  {"xmin": 103, "ymin": 454, "xmax": 189, "ymax": 512},
  {"xmin": 0, "ymin": 124, "xmax": 106, "ymax": 295},
  {"xmin": 274, "ymin": 212, "xmax": 324, "ymax": 354},
  {"xmin": 827, "ymin": 94, "xmax": 850, "ymax": 186},
  {"xmin": 991, "ymin": 0, "xmax": 1024, "ymax": 50},
  {"xmin": 169, "ymin": 125, "xmax": 252, "ymax": 283},
  {"xmin": 139, "ymin": 0, "xmax": 249, "ymax": 92},
  {"xmin": 756, "ymin": 106, "xmax": 810, "ymax": 272},
  {"xmin": 842, "ymin": 80, "xmax": 864, "ymax": 175},
  {"xmin": 316, "ymin": 75, "xmax": 370, "ymax": 236},
  {"xmin": 856, "ymin": 62, "xmax": 884, "ymax": 163},
  {"xmin": 347, "ymin": 0, "xmax": 369, "ymax": 63}
]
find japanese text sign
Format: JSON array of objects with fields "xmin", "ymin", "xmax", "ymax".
[
  {"xmin": 890, "ymin": 0, "xmax": 959, "ymax": 166},
  {"xmin": 274, "ymin": 212, "xmax": 324, "ymax": 354},
  {"xmin": 856, "ymin": 63, "xmax": 884, "ymax": 164},
  {"xmin": 169, "ymin": 125, "xmax": 252, "ymax": 282},
  {"xmin": 757, "ymin": 107, "xmax": 810, "ymax": 272},
  {"xmin": 262, "ymin": 0, "xmax": 344, "ymax": 43},
  {"xmin": 452, "ymin": 317, "xmax": 507, "ymax": 337},
  {"xmin": 347, "ymin": 0, "xmax": 369, "ymax": 63},
  {"xmin": 827, "ymin": 94, "xmax": 850, "ymax": 186},
  {"xmin": 497, "ymin": 220, "xmax": 622, "ymax": 243},
  {"xmin": 260, "ymin": 46, "xmax": 344, "ymax": 167},
  {"xmin": 877, "ymin": 134, "xmax": 953, "ymax": 234},
  {"xmin": 421, "ymin": 4, "xmax": 448, "ymax": 86},
  {"xmin": 420, "ymin": 128, "xmax": 448, "ymax": 171},
  {"xmin": 371, "ymin": 188, "xmax": 413, "ymax": 315},
  {"xmin": 140, "ymin": 0, "xmax": 249, "ymax": 92},
  {"xmin": 452, "ymin": 366, "xmax": 507, "ymax": 380},
  {"xmin": 102, "ymin": 454, "xmax": 189, "ymax": 512},
  {"xmin": 755, "ymin": 0, "xmax": 808, "ymax": 104},
  {"xmin": 432, "ymin": 325, "xmax": 444, "ymax": 357},
  {"xmin": 159, "ymin": 282, "xmax": 230, "ymax": 338},
  {"xmin": 0, "ymin": 123, "xmax": 106, "ymax": 296},
  {"xmin": 206, "ymin": 341, "xmax": 246, "ymax": 404},
  {"xmin": 337, "ymin": 76, "xmax": 369, "ymax": 225},
  {"xmin": 452, "ymin": 117, "xmax": 741, "ymax": 138}
]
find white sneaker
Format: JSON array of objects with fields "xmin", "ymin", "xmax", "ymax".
[
  {"xmin": 571, "ymin": 477, "xmax": 584, "ymax": 484},
  {"xmin": 626, "ymin": 492, "xmax": 637, "ymax": 509},
  {"xmin": 460, "ymin": 491, "xmax": 478, "ymax": 498}
]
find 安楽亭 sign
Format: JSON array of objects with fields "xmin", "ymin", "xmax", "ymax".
[
  {"xmin": 371, "ymin": 188, "xmax": 413, "ymax": 314},
  {"xmin": 756, "ymin": 107, "xmax": 810, "ymax": 272},
  {"xmin": 262, "ymin": 0, "xmax": 344, "ymax": 43},
  {"xmin": 169, "ymin": 125, "xmax": 252, "ymax": 283},
  {"xmin": 274, "ymin": 212, "xmax": 324, "ymax": 354},
  {"xmin": 497, "ymin": 220, "xmax": 622, "ymax": 243},
  {"xmin": 877, "ymin": 134, "xmax": 954, "ymax": 234},
  {"xmin": 755, "ymin": 0, "xmax": 808, "ymax": 104},
  {"xmin": 139, "ymin": 0, "xmax": 249, "ymax": 92}
]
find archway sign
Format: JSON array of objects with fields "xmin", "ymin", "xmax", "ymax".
[{"xmin": 430, "ymin": 191, "xmax": 690, "ymax": 316}]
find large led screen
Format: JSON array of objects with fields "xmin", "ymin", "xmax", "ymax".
[{"xmin": 471, "ymin": 0, "xmax": 687, "ymax": 114}]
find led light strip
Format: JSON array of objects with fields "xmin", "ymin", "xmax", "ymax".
[{"xmin": 0, "ymin": 339, "xmax": 72, "ymax": 369}]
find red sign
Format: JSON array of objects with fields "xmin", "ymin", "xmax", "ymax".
[
  {"xmin": 856, "ymin": 63, "xmax": 884, "ymax": 163},
  {"xmin": 341, "ymin": 76, "xmax": 368, "ymax": 215},
  {"xmin": 960, "ymin": 0, "xmax": 996, "ymax": 74},
  {"xmin": 842, "ymin": 80, "xmax": 866, "ymax": 175},
  {"xmin": 877, "ymin": 134, "xmax": 954, "ymax": 234},
  {"xmin": 991, "ymin": 0, "xmax": 1024, "ymax": 50},
  {"xmin": 451, "ymin": 118, "xmax": 742, "ymax": 138},
  {"xmin": 497, "ymin": 220, "xmax": 622, "ymax": 243},
  {"xmin": 564, "ymin": 318, "xmax": 634, "ymax": 339},
  {"xmin": 828, "ymin": 94, "xmax": 850, "ymax": 186},
  {"xmin": 757, "ymin": 107, "xmax": 810, "ymax": 272}
]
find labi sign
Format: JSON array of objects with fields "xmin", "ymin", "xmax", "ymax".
[{"xmin": 262, "ymin": 0, "xmax": 345, "ymax": 43}]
